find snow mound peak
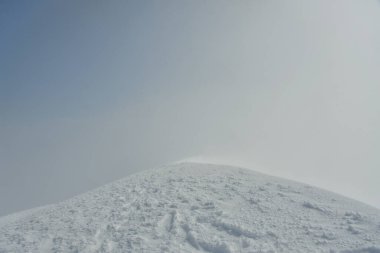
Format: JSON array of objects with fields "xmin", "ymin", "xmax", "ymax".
[{"xmin": 1, "ymin": 162, "xmax": 380, "ymax": 252}]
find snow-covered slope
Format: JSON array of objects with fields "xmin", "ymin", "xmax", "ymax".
[{"xmin": 0, "ymin": 163, "xmax": 379, "ymax": 253}]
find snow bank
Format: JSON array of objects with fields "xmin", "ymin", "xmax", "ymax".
[{"xmin": 0, "ymin": 162, "xmax": 379, "ymax": 252}]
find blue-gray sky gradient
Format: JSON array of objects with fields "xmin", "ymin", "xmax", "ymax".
[{"xmin": 1, "ymin": 0, "xmax": 380, "ymax": 216}]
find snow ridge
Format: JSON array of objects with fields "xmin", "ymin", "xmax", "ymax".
[{"xmin": 0, "ymin": 162, "xmax": 379, "ymax": 252}]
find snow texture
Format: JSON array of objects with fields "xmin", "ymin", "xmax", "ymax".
[{"xmin": 0, "ymin": 162, "xmax": 379, "ymax": 252}]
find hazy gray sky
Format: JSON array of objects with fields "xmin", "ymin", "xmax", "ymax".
[{"xmin": 1, "ymin": 0, "xmax": 380, "ymax": 216}]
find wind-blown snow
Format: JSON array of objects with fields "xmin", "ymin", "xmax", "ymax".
[{"xmin": 0, "ymin": 163, "xmax": 379, "ymax": 252}]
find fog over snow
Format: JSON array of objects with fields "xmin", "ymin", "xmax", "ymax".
[{"xmin": 1, "ymin": 0, "xmax": 380, "ymax": 217}]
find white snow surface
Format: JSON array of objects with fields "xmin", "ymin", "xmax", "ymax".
[{"xmin": 0, "ymin": 162, "xmax": 380, "ymax": 253}]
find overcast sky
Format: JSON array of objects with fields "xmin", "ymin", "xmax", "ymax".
[{"xmin": 1, "ymin": 0, "xmax": 380, "ymax": 216}]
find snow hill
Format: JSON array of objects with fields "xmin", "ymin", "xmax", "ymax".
[{"xmin": 0, "ymin": 163, "xmax": 380, "ymax": 253}]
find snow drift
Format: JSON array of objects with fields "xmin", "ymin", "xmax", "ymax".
[{"xmin": 0, "ymin": 163, "xmax": 379, "ymax": 252}]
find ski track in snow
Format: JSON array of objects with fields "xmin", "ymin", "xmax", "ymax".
[{"xmin": 0, "ymin": 162, "xmax": 380, "ymax": 252}]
